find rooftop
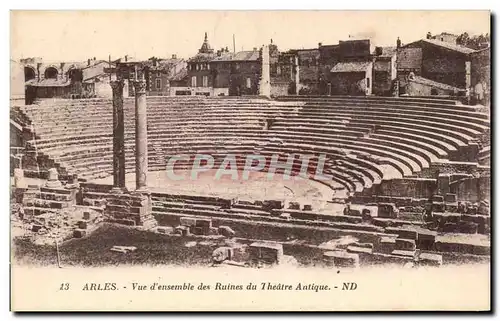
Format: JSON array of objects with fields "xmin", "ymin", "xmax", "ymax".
[
  {"xmin": 212, "ymin": 50, "xmax": 260, "ymax": 62},
  {"xmin": 170, "ymin": 68, "xmax": 188, "ymax": 81},
  {"xmin": 331, "ymin": 61, "xmax": 372, "ymax": 73},
  {"xmin": 404, "ymin": 38, "xmax": 477, "ymax": 55},
  {"xmin": 409, "ymin": 75, "xmax": 466, "ymax": 92},
  {"xmin": 375, "ymin": 46, "xmax": 397, "ymax": 57}
]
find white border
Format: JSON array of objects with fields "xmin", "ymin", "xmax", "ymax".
[{"xmin": 2, "ymin": 1, "xmax": 498, "ymax": 319}]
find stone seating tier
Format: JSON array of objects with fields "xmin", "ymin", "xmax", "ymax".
[{"xmin": 15, "ymin": 96, "xmax": 489, "ymax": 198}]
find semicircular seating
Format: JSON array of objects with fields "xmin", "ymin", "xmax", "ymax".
[{"xmin": 13, "ymin": 95, "xmax": 489, "ymax": 199}]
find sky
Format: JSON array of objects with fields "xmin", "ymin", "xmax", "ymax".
[{"xmin": 11, "ymin": 10, "xmax": 490, "ymax": 62}]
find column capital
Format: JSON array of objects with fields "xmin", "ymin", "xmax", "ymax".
[
  {"xmin": 133, "ymin": 80, "xmax": 147, "ymax": 94},
  {"xmin": 110, "ymin": 79, "xmax": 125, "ymax": 91}
]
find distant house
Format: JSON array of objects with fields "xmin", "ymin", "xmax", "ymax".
[
  {"xmin": 22, "ymin": 58, "xmax": 111, "ymax": 104},
  {"xmin": 281, "ymin": 48, "xmax": 319, "ymax": 94},
  {"xmin": 397, "ymin": 39, "xmax": 475, "ymax": 88},
  {"xmin": 81, "ymin": 60, "xmax": 120, "ymax": 98},
  {"xmin": 211, "ymin": 49, "xmax": 261, "ymax": 96},
  {"xmin": 430, "ymin": 32, "xmax": 459, "ymax": 44},
  {"xmin": 322, "ymin": 39, "xmax": 374, "ymax": 96},
  {"xmin": 372, "ymin": 46, "xmax": 397, "ymax": 96},
  {"xmin": 397, "ymin": 38, "xmax": 487, "ymax": 101},
  {"xmin": 145, "ymin": 56, "xmax": 187, "ymax": 96}
]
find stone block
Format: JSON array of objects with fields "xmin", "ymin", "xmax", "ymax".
[
  {"xmin": 302, "ymin": 204, "xmax": 313, "ymax": 211},
  {"xmin": 378, "ymin": 237, "xmax": 396, "ymax": 254},
  {"xmin": 73, "ymin": 229, "xmax": 86, "ymax": 238},
  {"xmin": 77, "ymin": 220, "xmax": 88, "ymax": 229},
  {"xmin": 395, "ymin": 238, "xmax": 416, "ymax": 251},
  {"xmin": 418, "ymin": 253, "xmax": 443, "ymax": 266}
]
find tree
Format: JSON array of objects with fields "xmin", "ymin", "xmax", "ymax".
[{"xmin": 456, "ymin": 32, "xmax": 470, "ymax": 46}]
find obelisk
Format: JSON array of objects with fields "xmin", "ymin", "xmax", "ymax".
[{"xmin": 259, "ymin": 45, "xmax": 271, "ymax": 97}]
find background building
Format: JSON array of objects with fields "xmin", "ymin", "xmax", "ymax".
[
  {"xmin": 145, "ymin": 56, "xmax": 187, "ymax": 96},
  {"xmin": 22, "ymin": 57, "xmax": 113, "ymax": 104},
  {"xmin": 396, "ymin": 37, "xmax": 489, "ymax": 102}
]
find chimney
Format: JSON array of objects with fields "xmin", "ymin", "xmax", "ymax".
[
  {"xmin": 125, "ymin": 55, "xmax": 128, "ymax": 62},
  {"xmin": 396, "ymin": 37, "xmax": 401, "ymax": 49},
  {"xmin": 87, "ymin": 59, "xmax": 91, "ymax": 66},
  {"xmin": 172, "ymin": 54, "xmax": 177, "ymax": 59},
  {"xmin": 93, "ymin": 57, "xmax": 96, "ymax": 60},
  {"xmin": 253, "ymin": 47, "xmax": 257, "ymax": 51},
  {"xmin": 318, "ymin": 42, "xmax": 322, "ymax": 47}
]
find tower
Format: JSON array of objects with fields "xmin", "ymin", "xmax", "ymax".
[{"xmin": 199, "ymin": 32, "xmax": 214, "ymax": 54}]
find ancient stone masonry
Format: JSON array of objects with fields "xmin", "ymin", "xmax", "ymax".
[
  {"xmin": 259, "ymin": 45, "xmax": 271, "ymax": 97},
  {"xmin": 22, "ymin": 168, "xmax": 78, "ymax": 217},
  {"xmin": 104, "ymin": 192, "xmax": 157, "ymax": 229},
  {"xmin": 111, "ymin": 80, "xmax": 126, "ymax": 191},
  {"xmin": 294, "ymin": 55, "xmax": 300, "ymax": 95},
  {"xmin": 133, "ymin": 79, "xmax": 149, "ymax": 191}
]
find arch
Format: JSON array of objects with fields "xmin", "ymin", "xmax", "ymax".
[
  {"xmin": 64, "ymin": 64, "xmax": 77, "ymax": 74},
  {"xmin": 24, "ymin": 66, "xmax": 36, "ymax": 82},
  {"xmin": 67, "ymin": 67, "xmax": 83, "ymax": 82},
  {"xmin": 44, "ymin": 66, "xmax": 59, "ymax": 79}
]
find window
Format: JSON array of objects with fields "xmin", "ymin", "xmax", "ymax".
[
  {"xmin": 156, "ymin": 78, "xmax": 161, "ymax": 89},
  {"xmin": 196, "ymin": 64, "xmax": 200, "ymax": 71},
  {"xmin": 191, "ymin": 76, "xmax": 197, "ymax": 87},
  {"xmin": 366, "ymin": 78, "xmax": 370, "ymax": 88},
  {"xmin": 207, "ymin": 64, "xmax": 210, "ymax": 70},
  {"xmin": 157, "ymin": 72, "xmax": 161, "ymax": 77},
  {"xmin": 277, "ymin": 66, "xmax": 281, "ymax": 75},
  {"xmin": 202, "ymin": 76, "xmax": 208, "ymax": 87},
  {"xmin": 246, "ymin": 77, "xmax": 251, "ymax": 89},
  {"xmin": 235, "ymin": 63, "xmax": 240, "ymax": 70}
]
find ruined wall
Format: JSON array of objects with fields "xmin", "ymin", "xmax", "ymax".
[
  {"xmin": 373, "ymin": 178, "xmax": 437, "ymax": 199},
  {"xmin": 471, "ymin": 48, "xmax": 491, "ymax": 105},
  {"xmin": 330, "ymin": 72, "xmax": 368, "ymax": 96},
  {"xmin": 421, "ymin": 43, "xmax": 467, "ymax": 88},
  {"xmin": 406, "ymin": 80, "xmax": 454, "ymax": 96}
]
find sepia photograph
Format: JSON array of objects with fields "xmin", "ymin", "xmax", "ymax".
[{"xmin": 9, "ymin": 9, "xmax": 491, "ymax": 312}]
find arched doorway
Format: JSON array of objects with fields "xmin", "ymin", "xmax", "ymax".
[
  {"xmin": 44, "ymin": 66, "xmax": 58, "ymax": 79},
  {"xmin": 67, "ymin": 68, "xmax": 83, "ymax": 82},
  {"xmin": 24, "ymin": 67, "xmax": 36, "ymax": 82}
]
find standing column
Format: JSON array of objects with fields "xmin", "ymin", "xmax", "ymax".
[
  {"xmin": 133, "ymin": 78, "xmax": 148, "ymax": 191},
  {"xmin": 465, "ymin": 61, "xmax": 471, "ymax": 104},
  {"xmin": 111, "ymin": 80, "xmax": 126, "ymax": 190},
  {"xmin": 294, "ymin": 55, "xmax": 300, "ymax": 95},
  {"xmin": 259, "ymin": 45, "xmax": 271, "ymax": 97}
]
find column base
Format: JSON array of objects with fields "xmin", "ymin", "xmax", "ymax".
[
  {"xmin": 110, "ymin": 186, "xmax": 128, "ymax": 194},
  {"xmin": 45, "ymin": 180, "xmax": 63, "ymax": 188},
  {"xmin": 135, "ymin": 187, "xmax": 150, "ymax": 194}
]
